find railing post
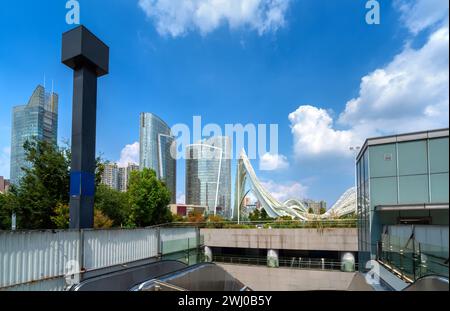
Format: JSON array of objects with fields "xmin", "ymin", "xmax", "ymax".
[
  {"xmin": 80, "ymin": 229, "xmax": 85, "ymax": 271},
  {"xmin": 196, "ymin": 227, "xmax": 201, "ymax": 263},
  {"xmin": 412, "ymin": 239, "xmax": 416, "ymax": 281},
  {"xmin": 157, "ymin": 226, "xmax": 162, "ymax": 258}
]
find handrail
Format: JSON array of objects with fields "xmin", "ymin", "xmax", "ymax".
[
  {"xmin": 212, "ymin": 255, "xmax": 357, "ymax": 272},
  {"xmin": 152, "ymin": 280, "xmax": 187, "ymax": 291},
  {"xmin": 157, "ymin": 219, "xmax": 358, "ymax": 229}
]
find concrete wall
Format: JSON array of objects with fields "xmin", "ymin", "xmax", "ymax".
[
  {"xmin": 218, "ymin": 263, "xmax": 355, "ymax": 291},
  {"xmin": 201, "ymin": 228, "xmax": 358, "ymax": 251}
]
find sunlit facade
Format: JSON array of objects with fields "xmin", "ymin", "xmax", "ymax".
[
  {"xmin": 186, "ymin": 137, "xmax": 231, "ymax": 218},
  {"xmin": 10, "ymin": 85, "xmax": 58, "ymax": 185},
  {"xmin": 139, "ymin": 113, "xmax": 176, "ymax": 203}
]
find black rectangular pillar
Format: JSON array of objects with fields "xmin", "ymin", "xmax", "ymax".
[
  {"xmin": 69, "ymin": 66, "xmax": 98, "ymax": 229},
  {"xmin": 62, "ymin": 25, "xmax": 109, "ymax": 229}
]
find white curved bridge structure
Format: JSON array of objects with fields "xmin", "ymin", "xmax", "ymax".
[
  {"xmin": 233, "ymin": 150, "xmax": 356, "ymax": 221},
  {"xmin": 320, "ymin": 187, "xmax": 357, "ymax": 219},
  {"xmin": 234, "ymin": 150, "xmax": 309, "ymax": 220}
]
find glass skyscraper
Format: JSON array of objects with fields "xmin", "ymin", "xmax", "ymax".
[
  {"xmin": 186, "ymin": 136, "xmax": 231, "ymax": 218},
  {"xmin": 139, "ymin": 113, "xmax": 176, "ymax": 203},
  {"xmin": 10, "ymin": 85, "xmax": 58, "ymax": 185}
]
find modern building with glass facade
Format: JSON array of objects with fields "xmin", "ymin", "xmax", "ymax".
[
  {"xmin": 186, "ymin": 137, "xmax": 231, "ymax": 218},
  {"xmin": 10, "ymin": 85, "xmax": 58, "ymax": 185},
  {"xmin": 357, "ymin": 128, "xmax": 449, "ymax": 282},
  {"xmin": 139, "ymin": 113, "xmax": 176, "ymax": 203}
]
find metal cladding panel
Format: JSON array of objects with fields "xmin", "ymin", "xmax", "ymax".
[
  {"xmin": 0, "ymin": 231, "xmax": 80, "ymax": 288},
  {"xmin": 2, "ymin": 276, "xmax": 66, "ymax": 291},
  {"xmin": 82, "ymin": 229, "xmax": 158, "ymax": 270}
]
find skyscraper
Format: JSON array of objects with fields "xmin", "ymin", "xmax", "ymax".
[
  {"xmin": 186, "ymin": 136, "xmax": 231, "ymax": 218},
  {"xmin": 10, "ymin": 85, "xmax": 58, "ymax": 185},
  {"xmin": 139, "ymin": 113, "xmax": 176, "ymax": 203}
]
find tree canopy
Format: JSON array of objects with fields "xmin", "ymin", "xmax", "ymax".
[
  {"xmin": 127, "ymin": 168, "xmax": 172, "ymax": 227},
  {"xmin": 7, "ymin": 140, "xmax": 71, "ymax": 229}
]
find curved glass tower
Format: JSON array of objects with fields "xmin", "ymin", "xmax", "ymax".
[
  {"xmin": 186, "ymin": 136, "xmax": 231, "ymax": 218},
  {"xmin": 139, "ymin": 113, "xmax": 176, "ymax": 203},
  {"xmin": 10, "ymin": 85, "xmax": 58, "ymax": 185}
]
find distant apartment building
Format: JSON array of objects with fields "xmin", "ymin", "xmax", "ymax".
[
  {"xmin": 101, "ymin": 163, "xmax": 119, "ymax": 190},
  {"xmin": 101, "ymin": 162, "xmax": 139, "ymax": 192},
  {"xmin": 186, "ymin": 136, "xmax": 232, "ymax": 218},
  {"xmin": 118, "ymin": 163, "xmax": 139, "ymax": 192},
  {"xmin": 357, "ymin": 128, "xmax": 449, "ymax": 282},
  {"xmin": 10, "ymin": 85, "xmax": 58, "ymax": 185},
  {"xmin": 139, "ymin": 113, "xmax": 176, "ymax": 203},
  {"xmin": 0, "ymin": 176, "xmax": 10, "ymax": 194},
  {"xmin": 303, "ymin": 199, "xmax": 327, "ymax": 214}
]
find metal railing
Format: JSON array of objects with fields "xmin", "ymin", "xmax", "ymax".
[
  {"xmin": 212, "ymin": 255, "xmax": 357, "ymax": 272},
  {"xmin": 163, "ymin": 219, "xmax": 358, "ymax": 229},
  {"xmin": 378, "ymin": 239, "xmax": 449, "ymax": 281},
  {"xmin": 375, "ymin": 225, "xmax": 449, "ymax": 282}
]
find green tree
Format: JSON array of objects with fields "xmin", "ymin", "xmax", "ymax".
[
  {"xmin": 50, "ymin": 203, "xmax": 70, "ymax": 229},
  {"xmin": 95, "ymin": 184, "xmax": 130, "ymax": 227},
  {"xmin": 249, "ymin": 208, "xmax": 261, "ymax": 221},
  {"xmin": 127, "ymin": 168, "xmax": 172, "ymax": 227},
  {"xmin": 320, "ymin": 207, "xmax": 326, "ymax": 215},
  {"xmin": 308, "ymin": 207, "xmax": 314, "ymax": 214},
  {"xmin": 1, "ymin": 139, "xmax": 108, "ymax": 230},
  {"xmin": 248, "ymin": 208, "xmax": 273, "ymax": 221},
  {"xmin": 0, "ymin": 192, "xmax": 19, "ymax": 230},
  {"xmin": 260, "ymin": 208, "xmax": 272, "ymax": 220},
  {"xmin": 11, "ymin": 140, "xmax": 71, "ymax": 229}
]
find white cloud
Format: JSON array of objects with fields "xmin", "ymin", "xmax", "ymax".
[
  {"xmin": 289, "ymin": 106, "xmax": 358, "ymax": 158},
  {"xmin": 260, "ymin": 179, "xmax": 308, "ymax": 202},
  {"xmin": 395, "ymin": 0, "xmax": 449, "ymax": 34},
  {"xmin": 259, "ymin": 152, "xmax": 289, "ymax": 170},
  {"xmin": 118, "ymin": 142, "xmax": 140, "ymax": 167},
  {"xmin": 0, "ymin": 147, "xmax": 11, "ymax": 179},
  {"xmin": 177, "ymin": 193, "xmax": 186, "ymax": 204},
  {"xmin": 338, "ymin": 24, "xmax": 449, "ymax": 134},
  {"xmin": 138, "ymin": 0, "xmax": 290, "ymax": 37},
  {"xmin": 290, "ymin": 19, "xmax": 449, "ymax": 160}
]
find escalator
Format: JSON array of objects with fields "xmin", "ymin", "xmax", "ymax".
[
  {"xmin": 70, "ymin": 260, "xmax": 188, "ymax": 291},
  {"xmin": 403, "ymin": 275, "xmax": 449, "ymax": 291},
  {"xmin": 131, "ymin": 262, "xmax": 252, "ymax": 291}
]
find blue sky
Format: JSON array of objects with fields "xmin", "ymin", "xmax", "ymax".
[{"xmin": 0, "ymin": 0, "xmax": 448, "ymax": 206}]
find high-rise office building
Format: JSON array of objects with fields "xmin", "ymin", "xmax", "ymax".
[
  {"xmin": 186, "ymin": 136, "xmax": 231, "ymax": 218},
  {"xmin": 118, "ymin": 163, "xmax": 139, "ymax": 192},
  {"xmin": 10, "ymin": 85, "xmax": 58, "ymax": 185},
  {"xmin": 101, "ymin": 163, "xmax": 119, "ymax": 190},
  {"xmin": 139, "ymin": 113, "xmax": 176, "ymax": 203}
]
